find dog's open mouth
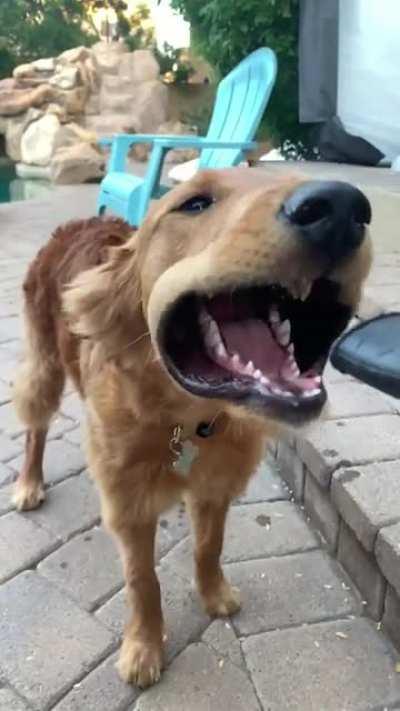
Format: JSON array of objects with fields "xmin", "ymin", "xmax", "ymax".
[{"xmin": 159, "ymin": 278, "xmax": 352, "ymax": 423}]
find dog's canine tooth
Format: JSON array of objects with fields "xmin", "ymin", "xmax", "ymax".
[
  {"xmin": 207, "ymin": 319, "xmax": 220, "ymax": 342},
  {"xmin": 287, "ymin": 354, "xmax": 300, "ymax": 376},
  {"xmin": 216, "ymin": 343, "xmax": 227, "ymax": 359},
  {"xmin": 287, "ymin": 283, "xmax": 299, "ymax": 300},
  {"xmin": 277, "ymin": 319, "xmax": 291, "ymax": 346},
  {"xmin": 231, "ymin": 353, "xmax": 241, "ymax": 368},
  {"xmin": 244, "ymin": 360, "xmax": 255, "ymax": 375},
  {"xmin": 269, "ymin": 305, "xmax": 280, "ymax": 324},
  {"xmin": 203, "ymin": 314, "xmax": 227, "ymax": 356},
  {"xmin": 199, "ymin": 309, "xmax": 211, "ymax": 325},
  {"xmin": 300, "ymin": 281, "xmax": 312, "ymax": 302}
]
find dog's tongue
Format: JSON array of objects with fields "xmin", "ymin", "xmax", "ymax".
[{"xmin": 219, "ymin": 319, "xmax": 286, "ymax": 374}]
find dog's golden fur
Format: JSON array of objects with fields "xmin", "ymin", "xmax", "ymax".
[{"xmin": 12, "ymin": 168, "xmax": 372, "ymax": 688}]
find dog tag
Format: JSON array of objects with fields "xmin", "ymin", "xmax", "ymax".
[{"xmin": 173, "ymin": 439, "xmax": 199, "ymax": 477}]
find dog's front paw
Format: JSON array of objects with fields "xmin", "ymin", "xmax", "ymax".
[
  {"xmin": 202, "ymin": 579, "xmax": 241, "ymax": 617},
  {"xmin": 117, "ymin": 636, "xmax": 163, "ymax": 688},
  {"xmin": 13, "ymin": 480, "xmax": 45, "ymax": 511}
]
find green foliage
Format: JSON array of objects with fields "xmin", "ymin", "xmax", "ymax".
[
  {"xmin": 170, "ymin": 0, "xmax": 305, "ymax": 146},
  {"xmin": 123, "ymin": 3, "xmax": 155, "ymax": 51},
  {"xmin": 0, "ymin": 0, "xmax": 98, "ymax": 79},
  {"xmin": 154, "ymin": 43, "xmax": 194, "ymax": 84},
  {"xmin": 0, "ymin": 45, "xmax": 17, "ymax": 80}
]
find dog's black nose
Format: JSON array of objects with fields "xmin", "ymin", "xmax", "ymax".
[{"xmin": 281, "ymin": 180, "xmax": 371, "ymax": 262}]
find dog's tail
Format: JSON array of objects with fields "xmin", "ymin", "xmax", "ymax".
[{"xmin": 13, "ymin": 266, "xmax": 65, "ymax": 430}]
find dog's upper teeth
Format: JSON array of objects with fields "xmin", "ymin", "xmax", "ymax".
[
  {"xmin": 231, "ymin": 353, "xmax": 241, "ymax": 368},
  {"xmin": 277, "ymin": 319, "xmax": 291, "ymax": 346},
  {"xmin": 253, "ymin": 369, "xmax": 262, "ymax": 379},
  {"xmin": 300, "ymin": 281, "xmax": 312, "ymax": 302},
  {"xmin": 261, "ymin": 375, "xmax": 270, "ymax": 386}
]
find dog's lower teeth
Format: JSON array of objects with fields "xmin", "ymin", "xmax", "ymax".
[
  {"xmin": 199, "ymin": 295, "xmax": 323, "ymax": 407},
  {"xmin": 244, "ymin": 361, "xmax": 255, "ymax": 375},
  {"xmin": 272, "ymin": 386, "xmax": 290, "ymax": 396},
  {"xmin": 304, "ymin": 388, "xmax": 321, "ymax": 398}
]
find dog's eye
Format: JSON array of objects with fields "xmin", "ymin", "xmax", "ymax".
[{"xmin": 175, "ymin": 195, "xmax": 214, "ymax": 213}]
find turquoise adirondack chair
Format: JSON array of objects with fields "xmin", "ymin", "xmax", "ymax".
[{"xmin": 97, "ymin": 47, "xmax": 277, "ymax": 226}]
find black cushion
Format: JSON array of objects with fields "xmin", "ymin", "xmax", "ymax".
[{"xmin": 330, "ymin": 313, "xmax": 400, "ymax": 398}]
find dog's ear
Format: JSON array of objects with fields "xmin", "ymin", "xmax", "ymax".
[{"xmin": 63, "ymin": 240, "xmax": 146, "ymax": 352}]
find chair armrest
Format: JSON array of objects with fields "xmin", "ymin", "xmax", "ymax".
[
  {"xmin": 100, "ymin": 134, "xmax": 206, "ymax": 171},
  {"xmin": 99, "ymin": 134, "xmax": 203, "ymax": 149},
  {"xmin": 155, "ymin": 137, "xmax": 257, "ymax": 151},
  {"xmin": 100, "ymin": 133, "xmax": 257, "ymax": 172}
]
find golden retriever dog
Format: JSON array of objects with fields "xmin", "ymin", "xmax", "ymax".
[{"xmin": 12, "ymin": 168, "xmax": 372, "ymax": 688}]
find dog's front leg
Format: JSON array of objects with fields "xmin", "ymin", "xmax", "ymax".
[
  {"xmin": 188, "ymin": 497, "xmax": 241, "ymax": 617},
  {"xmin": 114, "ymin": 521, "xmax": 164, "ymax": 688}
]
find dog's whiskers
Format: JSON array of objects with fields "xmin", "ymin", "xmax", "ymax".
[
  {"xmin": 108, "ymin": 331, "xmax": 151, "ymax": 360},
  {"xmin": 123, "ymin": 331, "xmax": 150, "ymax": 350}
]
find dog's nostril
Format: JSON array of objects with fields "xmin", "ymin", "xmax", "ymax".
[
  {"xmin": 291, "ymin": 198, "xmax": 332, "ymax": 226},
  {"xmin": 281, "ymin": 180, "xmax": 371, "ymax": 262},
  {"xmin": 352, "ymin": 198, "xmax": 371, "ymax": 226}
]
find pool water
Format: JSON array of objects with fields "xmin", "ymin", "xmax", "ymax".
[
  {"xmin": 0, "ymin": 160, "xmax": 16, "ymax": 203},
  {"xmin": 0, "ymin": 159, "xmax": 51, "ymax": 203}
]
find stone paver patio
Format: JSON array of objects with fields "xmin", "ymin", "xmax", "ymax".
[{"xmin": 1, "ymin": 163, "xmax": 400, "ymax": 710}]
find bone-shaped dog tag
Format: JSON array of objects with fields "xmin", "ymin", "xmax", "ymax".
[{"xmin": 173, "ymin": 439, "xmax": 199, "ymax": 477}]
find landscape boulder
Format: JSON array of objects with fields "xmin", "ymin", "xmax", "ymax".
[
  {"xmin": 51, "ymin": 142, "xmax": 105, "ymax": 184},
  {"xmin": 21, "ymin": 113, "xmax": 61, "ymax": 165}
]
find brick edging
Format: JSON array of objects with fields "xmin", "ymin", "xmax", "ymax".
[{"xmin": 272, "ymin": 429, "xmax": 400, "ymax": 651}]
